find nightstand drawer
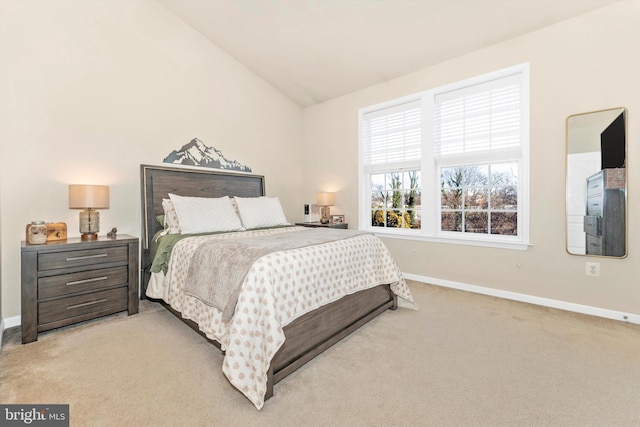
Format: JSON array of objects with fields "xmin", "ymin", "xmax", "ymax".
[
  {"xmin": 39, "ymin": 287, "xmax": 128, "ymax": 326},
  {"xmin": 587, "ymin": 196, "xmax": 603, "ymax": 216},
  {"xmin": 587, "ymin": 178, "xmax": 603, "ymax": 195},
  {"xmin": 586, "ymin": 234, "xmax": 603, "ymax": 255},
  {"xmin": 38, "ymin": 246, "xmax": 128, "ymax": 271},
  {"xmin": 38, "ymin": 266, "xmax": 128, "ymax": 300}
]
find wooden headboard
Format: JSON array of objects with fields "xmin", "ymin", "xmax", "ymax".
[
  {"xmin": 140, "ymin": 164, "xmax": 265, "ymax": 249},
  {"xmin": 139, "ymin": 164, "xmax": 265, "ymax": 291}
]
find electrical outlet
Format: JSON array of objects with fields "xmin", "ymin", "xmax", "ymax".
[{"xmin": 586, "ymin": 262, "xmax": 600, "ymax": 277}]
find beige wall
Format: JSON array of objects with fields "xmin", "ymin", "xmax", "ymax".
[
  {"xmin": 0, "ymin": 0, "xmax": 304, "ymax": 319},
  {"xmin": 303, "ymin": 2, "xmax": 640, "ymax": 314}
]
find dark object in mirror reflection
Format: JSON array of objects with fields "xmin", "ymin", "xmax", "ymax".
[{"xmin": 601, "ymin": 112, "xmax": 625, "ymax": 169}]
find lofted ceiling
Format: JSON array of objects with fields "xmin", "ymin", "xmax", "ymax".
[{"xmin": 158, "ymin": 0, "xmax": 620, "ymax": 107}]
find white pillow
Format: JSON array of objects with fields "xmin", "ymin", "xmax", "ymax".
[
  {"xmin": 234, "ymin": 196, "xmax": 290, "ymax": 229},
  {"xmin": 168, "ymin": 194, "xmax": 244, "ymax": 234},
  {"xmin": 162, "ymin": 198, "xmax": 182, "ymax": 234}
]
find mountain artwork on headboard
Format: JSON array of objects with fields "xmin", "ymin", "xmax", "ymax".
[{"xmin": 163, "ymin": 138, "xmax": 252, "ymax": 172}]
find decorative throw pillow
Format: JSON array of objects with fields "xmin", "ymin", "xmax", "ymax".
[
  {"xmin": 234, "ymin": 196, "xmax": 290, "ymax": 229},
  {"xmin": 168, "ymin": 194, "xmax": 244, "ymax": 234},
  {"xmin": 162, "ymin": 198, "xmax": 182, "ymax": 234}
]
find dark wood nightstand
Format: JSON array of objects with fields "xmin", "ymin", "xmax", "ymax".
[
  {"xmin": 21, "ymin": 234, "xmax": 139, "ymax": 343},
  {"xmin": 295, "ymin": 222, "xmax": 348, "ymax": 229}
]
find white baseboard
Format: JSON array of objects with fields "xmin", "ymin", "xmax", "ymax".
[
  {"xmin": 3, "ymin": 315, "xmax": 21, "ymax": 329},
  {"xmin": 1, "ymin": 275, "xmax": 637, "ymax": 350},
  {"xmin": 403, "ymin": 273, "xmax": 640, "ymax": 325},
  {"xmin": 0, "ymin": 316, "xmax": 20, "ymax": 350}
]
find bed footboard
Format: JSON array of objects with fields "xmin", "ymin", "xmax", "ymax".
[
  {"xmin": 151, "ymin": 284, "xmax": 396, "ymax": 402},
  {"xmin": 266, "ymin": 284, "xmax": 396, "ymax": 399}
]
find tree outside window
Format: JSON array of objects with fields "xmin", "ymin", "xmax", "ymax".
[
  {"xmin": 371, "ymin": 170, "xmax": 421, "ymax": 229},
  {"xmin": 440, "ymin": 163, "xmax": 517, "ymax": 235}
]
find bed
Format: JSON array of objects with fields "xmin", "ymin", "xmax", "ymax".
[{"xmin": 140, "ymin": 164, "xmax": 414, "ymax": 409}]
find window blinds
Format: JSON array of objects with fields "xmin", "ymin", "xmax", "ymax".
[
  {"xmin": 361, "ymin": 100, "xmax": 421, "ymax": 169},
  {"xmin": 433, "ymin": 73, "xmax": 523, "ymax": 165}
]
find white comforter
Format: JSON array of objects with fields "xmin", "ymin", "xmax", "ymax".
[{"xmin": 146, "ymin": 226, "xmax": 415, "ymax": 409}]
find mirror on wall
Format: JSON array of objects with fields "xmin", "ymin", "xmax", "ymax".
[{"xmin": 566, "ymin": 107, "xmax": 627, "ymax": 258}]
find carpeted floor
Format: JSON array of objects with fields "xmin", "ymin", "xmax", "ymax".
[{"xmin": 2, "ymin": 280, "xmax": 640, "ymax": 426}]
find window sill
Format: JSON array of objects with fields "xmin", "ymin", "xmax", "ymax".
[{"xmin": 365, "ymin": 228, "xmax": 531, "ymax": 251}]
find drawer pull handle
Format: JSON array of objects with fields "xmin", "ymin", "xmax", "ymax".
[
  {"xmin": 66, "ymin": 254, "xmax": 108, "ymax": 261},
  {"xmin": 66, "ymin": 276, "xmax": 108, "ymax": 286},
  {"xmin": 67, "ymin": 299, "xmax": 107, "ymax": 310}
]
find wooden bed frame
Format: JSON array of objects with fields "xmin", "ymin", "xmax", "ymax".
[{"xmin": 139, "ymin": 164, "xmax": 397, "ymax": 401}]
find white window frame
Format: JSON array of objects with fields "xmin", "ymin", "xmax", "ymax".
[{"xmin": 359, "ymin": 63, "xmax": 530, "ymax": 250}]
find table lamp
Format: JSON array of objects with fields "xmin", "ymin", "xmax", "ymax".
[
  {"xmin": 68, "ymin": 184, "xmax": 109, "ymax": 240},
  {"xmin": 316, "ymin": 192, "xmax": 335, "ymax": 224}
]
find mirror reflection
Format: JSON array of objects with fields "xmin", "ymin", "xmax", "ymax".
[{"xmin": 566, "ymin": 107, "xmax": 626, "ymax": 257}]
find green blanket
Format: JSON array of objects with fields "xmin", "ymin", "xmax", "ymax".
[{"xmin": 150, "ymin": 232, "xmax": 196, "ymax": 274}]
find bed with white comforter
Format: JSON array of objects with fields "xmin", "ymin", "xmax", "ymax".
[{"xmin": 146, "ymin": 226, "xmax": 414, "ymax": 409}]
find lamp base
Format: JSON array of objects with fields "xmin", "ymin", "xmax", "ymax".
[
  {"xmin": 320, "ymin": 206, "xmax": 331, "ymax": 224},
  {"xmin": 79, "ymin": 209, "xmax": 100, "ymax": 239}
]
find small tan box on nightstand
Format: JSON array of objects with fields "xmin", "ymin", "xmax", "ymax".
[{"xmin": 25, "ymin": 222, "xmax": 67, "ymax": 242}]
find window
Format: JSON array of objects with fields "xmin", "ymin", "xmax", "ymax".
[
  {"xmin": 361, "ymin": 100, "xmax": 422, "ymax": 230},
  {"xmin": 359, "ymin": 64, "xmax": 529, "ymax": 249},
  {"xmin": 440, "ymin": 163, "xmax": 518, "ymax": 235},
  {"xmin": 370, "ymin": 170, "xmax": 421, "ymax": 229}
]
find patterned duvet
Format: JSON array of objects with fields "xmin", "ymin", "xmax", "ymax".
[{"xmin": 146, "ymin": 226, "xmax": 414, "ymax": 409}]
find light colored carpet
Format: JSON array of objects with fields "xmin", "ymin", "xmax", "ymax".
[{"xmin": 2, "ymin": 281, "xmax": 640, "ymax": 426}]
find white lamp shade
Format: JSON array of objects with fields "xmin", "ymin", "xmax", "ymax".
[
  {"xmin": 316, "ymin": 192, "xmax": 335, "ymax": 206},
  {"xmin": 68, "ymin": 185, "xmax": 110, "ymax": 209}
]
